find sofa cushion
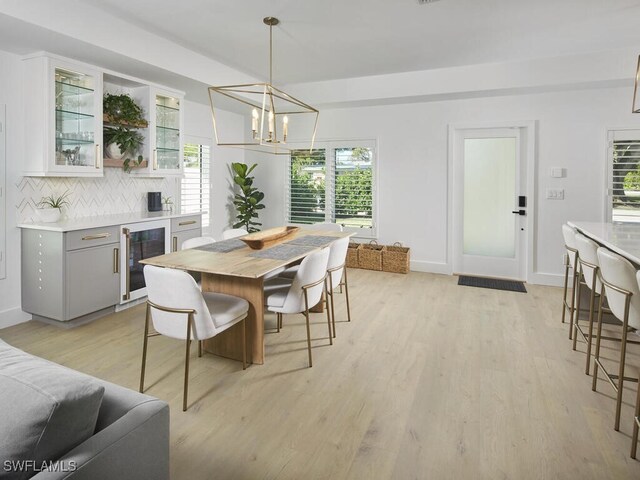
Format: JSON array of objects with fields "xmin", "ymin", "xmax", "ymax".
[{"xmin": 0, "ymin": 340, "xmax": 104, "ymax": 479}]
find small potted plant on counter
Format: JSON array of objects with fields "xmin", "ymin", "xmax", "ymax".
[
  {"xmin": 36, "ymin": 190, "xmax": 71, "ymax": 223},
  {"xmin": 162, "ymin": 195, "xmax": 174, "ymax": 212}
]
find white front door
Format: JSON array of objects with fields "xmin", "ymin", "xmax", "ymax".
[{"xmin": 452, "ymin": 127, "xmax": 526, "ymax": 280}]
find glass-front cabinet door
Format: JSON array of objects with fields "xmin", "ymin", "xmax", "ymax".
[
  {"xmin": 151, "ymin": 89, "xmax": 183, "ymax": 176},
  {"xmin": 23, "ymin": 54, "xmax": 103, "ymax": 177},
  {"xmin": 54, "ymin": 66, "xmax": 102, "ymax": 173}
]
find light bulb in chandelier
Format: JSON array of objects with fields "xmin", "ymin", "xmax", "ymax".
[
  {"xmin": 282, "ymin": 115, "xmax": 288, "ymax": 142},
  {"xmin": 251, "ymin": 108, "xmax": 259, "ymax": 138}
]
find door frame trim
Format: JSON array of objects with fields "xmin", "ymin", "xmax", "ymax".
[{"xmin": 447, "ymin": 121, "xmax": 537, "ymax": 282}]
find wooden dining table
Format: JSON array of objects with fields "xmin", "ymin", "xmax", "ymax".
[{"xmin": 140, "ymin": 228, "xmax": 352, "ymax": 365}]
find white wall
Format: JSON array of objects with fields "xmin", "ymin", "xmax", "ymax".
[
  {"xmin": 182, "ymin": 99, "xmax": 244, "ymax": 239},
  {"xmin": 255, "ymin": 86, "xmax": 640, "ymax": 284},
  {"xmin": 0, "ymin": 50, "xmax": 30, "ymax": 328}
]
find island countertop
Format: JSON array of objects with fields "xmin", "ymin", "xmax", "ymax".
[
  {"xmin": 568, "ymin": 221, "xmax": 640, "ymax": 265},
  {"xmin": 18, "ymin": 211, "xmax": 204, "ymax": 233}
]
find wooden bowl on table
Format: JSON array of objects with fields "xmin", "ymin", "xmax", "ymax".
[{"xmin": 240, "ymin": 226, "xmax": 300, "ymax": 250}]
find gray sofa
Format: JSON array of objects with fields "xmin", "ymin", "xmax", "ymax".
[{"xmin": 0, "ymin": 339, "xmax": 170, "ymax": 480}]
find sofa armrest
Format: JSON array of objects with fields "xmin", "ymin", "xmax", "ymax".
[{"xmin": 32, "ymin": 399, "xmax": 169, "ymax": 480}]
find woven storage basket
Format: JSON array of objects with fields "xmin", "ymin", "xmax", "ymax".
[
  {"xmin": 383, "ymin": 242, "xmax": 410, "ymax": 274},
  {"xmin": 359, "ymin": 240, "xmax": 383, "ymax": 271},
  {"xmin": 346, "ymin": 242, "xmax": 361, "ymax": 268}
]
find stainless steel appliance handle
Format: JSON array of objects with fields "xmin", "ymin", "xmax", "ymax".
[
  {"xmin": 113, "ymin": 247, "xmax": 119, "ymax": 274},
  {"xmin": 122, "ymin": 228, "xmax": 131, "ymax": 301}
]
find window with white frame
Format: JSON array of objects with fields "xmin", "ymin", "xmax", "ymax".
[
  {"xmin": 287, "ymin": 141, "xmax": 376, "ymax": 236},
  {"xmin": 181, "ymin": 141, "xmax": 210, "ymax": 227},
  {"xmin": 608, "ymin": 129, "xmax": 640, "ymax": 222}
]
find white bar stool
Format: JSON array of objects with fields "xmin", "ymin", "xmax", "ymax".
[{"xmin": 561, "ymin": 224, "xmax": 579, "ymax": 330}]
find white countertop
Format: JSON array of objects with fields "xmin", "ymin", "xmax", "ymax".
[
  {"xmin": 568, "ymin": 221, "xmax": 640, "ymax": 265},
  {"xmin": 18, "ymin": 211, "xmax": 204, "ymax": 232}
]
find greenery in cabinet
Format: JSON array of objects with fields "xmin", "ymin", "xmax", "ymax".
[
  {"xmin": 231, "ymin": 162, "xmax": 265, "ymax": 233},
  {"xmin": 103, "ymin": 93, "xmax": 147, "ymax": 172}
]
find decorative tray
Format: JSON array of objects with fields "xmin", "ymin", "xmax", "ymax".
[{"xmin": 240, "ymin": 226, "xmax": 300, "ymax": 250}]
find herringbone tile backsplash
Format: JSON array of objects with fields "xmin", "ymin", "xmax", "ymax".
[{"xmin": 16, "ymin": 168, "xmax": 177, "ymax": 222}]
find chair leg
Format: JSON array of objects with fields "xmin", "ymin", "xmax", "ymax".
[
  {"xmin": 303, "ymin": 291, "xmax": 313, "ymax": 368},
  {"xmin": 631, "ymin": 372, "xmax": 640, "ymax": 458},
  {"xmin": 561, "ymin": 261, "xmax": 570, "ymax": 324},
  {"xmin": 198, "ymin": 340, "xmax": 203, "ymax": 358},
  {"xmin": 592, "ymin": 287, "xmax": 606, "ymax": 392},
  {"xmin": 344, "ymin": 267, "xmax": 352, "ymax": 323},
  {"xmin": 140, "ymin": 302, "xmax": 151, "ymax": 393},
  {"xmin": 615, "ymin": 314, "xmax": 631, "ymax": 431},
  {"xmin": 277, "ymin": 312, "xmax": 281, "ymax": 333},
  {"xmin": 183, "ymin": 313, "xmax": 193, "ymax": 412},
  {"xmin": 242, "ymin": 318, "xmax": 247, "ymax": 370},
  {"xmin": 329, "ymin": 275, "xmax": 336, "ymax": 338},
  {"xmin": 571, "ymin": 268, "xmax": 584, "ymax": 341},
  {"xmin": 325, "ymin": 278, "xmax": 333, "ymax": 344}
]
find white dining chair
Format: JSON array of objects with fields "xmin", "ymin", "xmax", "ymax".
[
  {"xmin": 181, "ymin": 236, "xmax": 216, "ymax": 250},
  {"xmin": 264, "ymin": 247, "xmax": 332, "ymax": 367},
  {"xmin": 280, "ymin": 236, "xmax": 351, "ymax": 338},
  {"xmin": 141, "ymin": 265, "xmax": 249, "ymax": 411},
  {"xmin": 592, "ymin": 247, "xmax": 640, "ymax": 431},
  {"xmin": 306, "ymin": 222, "xmax": 343, "ymax": 231},
  {"xmin": 562, "ymin": 224, "xmax": 579, "ymax": 327},
  {"xmin": 222, "ymin": 228, "xmax": 248, "ymax": 240}
]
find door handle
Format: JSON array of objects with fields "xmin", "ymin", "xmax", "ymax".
[{"xmin": 511, "ymin": 210, "xmax": 526, "ymax": 216}]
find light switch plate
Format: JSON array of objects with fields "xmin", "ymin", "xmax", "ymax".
[{"xmin": 546, "ymin": 188, "xmax": 565, "ymax": 200}]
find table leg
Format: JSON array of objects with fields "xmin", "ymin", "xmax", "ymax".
[{"xmin": 201, "ymin": 273, "xmax": 265, "ymax": 365}]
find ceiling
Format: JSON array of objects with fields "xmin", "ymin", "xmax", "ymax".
[{"xmin": 82, "ymin": 0, "xmax": 640, "ymax": 84}]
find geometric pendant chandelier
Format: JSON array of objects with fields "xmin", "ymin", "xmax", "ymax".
[
  {"xmin": 634, "ymin": 55, "xmax": 640, "ymax": 113},
  {"xmin": 208, "ymin": 17, "xmax": 319, "ymax": 155}
]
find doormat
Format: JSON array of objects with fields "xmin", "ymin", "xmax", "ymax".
[{"xmin": 458, "ymin": 275, "xmax": 527, "ymax": 293}]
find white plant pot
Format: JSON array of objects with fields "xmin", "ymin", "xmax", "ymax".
[
  {"xmin": 36, "ymin": 207, "xmax": 61, "ymax": 223},
  {"xmin": 105, "ymin": 143, "xmax": 125, "ymax": 160}
]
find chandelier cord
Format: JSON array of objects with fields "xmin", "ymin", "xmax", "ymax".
[{"xmin": 269, "ymin": 23, "xmax": 273, "ymax": 85}]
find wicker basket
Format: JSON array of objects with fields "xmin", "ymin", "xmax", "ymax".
[
  {"xmin": 383, "ymin": 242, "xmax": 410, "ymax": 274},
  {"xmin": 346, "ymin": 242, "xmax": 361, "ymax": 268},
  {"xmin": 359, "ymin": 240, "xmax": 384, "ymax": 271}
]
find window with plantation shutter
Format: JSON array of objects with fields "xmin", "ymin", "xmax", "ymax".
[
  {"xmin": 287, "ymin": 140, "xmax": 376, "ymax": 236},
  {"xmin": 181, "ymin": 142, "xmax": 210, "ymax": 227}
]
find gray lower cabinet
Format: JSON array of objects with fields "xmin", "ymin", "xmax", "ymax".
[
  {"xmin": 22, "ymin": 226, "xmax": 120, "ymax": 322},
  {"xmin": 170, "ymin": 215, "xmax": 203, "ymax": 251}
]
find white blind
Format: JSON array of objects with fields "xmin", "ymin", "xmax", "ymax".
[
  {"xmin": 181, "ymin": 143, "xmax": 210, "ymax": 227},
  {"xmin": 287, "ymin": 149, "xmax": 327, "ymax": 224},
  {"xmin": 287, "ymin": 142, "xmax": 375, "ymax": 234},
  {"xmin": 610, "ymin": 130, "xmax": 640, "ymax": 223}
]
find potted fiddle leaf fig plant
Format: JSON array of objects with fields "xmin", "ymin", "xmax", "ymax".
[
  {"xmin": 36, "ymin": 190, "xmax": 71, "ymax": 223},
  {"xmin": 231, "ymin": 162, "xmax": 265, "ymax": 233}
]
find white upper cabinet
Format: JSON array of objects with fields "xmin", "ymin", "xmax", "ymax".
[
  {"xmin": 23, "ymin": 54, "xmax": 104, "ymax": 177},
  {"xmin": 134, "ymin": 87, "xmax": 184, "ymax": 177}
]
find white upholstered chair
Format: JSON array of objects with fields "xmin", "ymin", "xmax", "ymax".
[
  {"xmin": 264, "ymin": 248, "xmax": 332, "ymax": 367},
  {"xmin": 561, "ymin": 224, "xmax": 579, "ymax": 327},
  {"xmin": 181, "ymin": 236, "xmax": 216, "ymax": 250},
  {"xmin": 573, "ymin": 233, "xmax": 604, "ymax": 374},
  {"xmin": 280, "ymin": 236, "xmax": 351, "ymax": 338},
  {"xmin": 222, "ymin": 228, "xmax": 248, "ymax": 240},
  {"xmin": 141, "ymin": 265, "xmax": 249, "ymax": 411},
  {"xmin": 592, "ymin": 247, "xmax": 640, "ymax": 431},
  {"xmin": 305, "ymin": 222, "xmax": 343, "ymax": 232}
]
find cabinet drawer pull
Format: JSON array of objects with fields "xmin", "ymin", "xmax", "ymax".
[
  {"xmin": 113, "ymin": 247, "xmax": 119, "ymax": 274},
  {"xmin": 178, "ymin": 220, "xmax": 197, "ymax": 226},
  {"xmin": 172, "ymin": 236, "xmax": 178, "ymax": 252},
  {"xmin": 82, "ymin": 233, "xmax": 111, "ymax": 241}
]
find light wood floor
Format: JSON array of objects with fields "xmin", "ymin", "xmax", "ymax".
[{"xmin": 3, "ymin": 269, "xmax": 640, "ymax": 479}]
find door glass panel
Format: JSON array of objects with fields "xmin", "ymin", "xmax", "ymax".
[
  {"xmin": 55, "ymin": 68, "xmax": 96, "ymax": 167},
  {"xmin": 156, "ymin": 95, "xmax": 180, "ymax": 170},
  {"xmin": 129, "ymin": 227, "xmax": 165, "ymax": 291},
  {"xmin": 463, "ymin": 137, "xmax": 516, "ymax": 258}
]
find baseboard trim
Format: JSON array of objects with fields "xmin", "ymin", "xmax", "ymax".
[
  {"xmin": 0, "ymin": 307, "xmax": 32, "ymax": 330},
  {"xmin": 410, "ymin": 260, "xmax": 451, "ymax": 275},
  {"xmin": 528, "ymin": 272, "xmax": 564, "ymax": 287}
]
